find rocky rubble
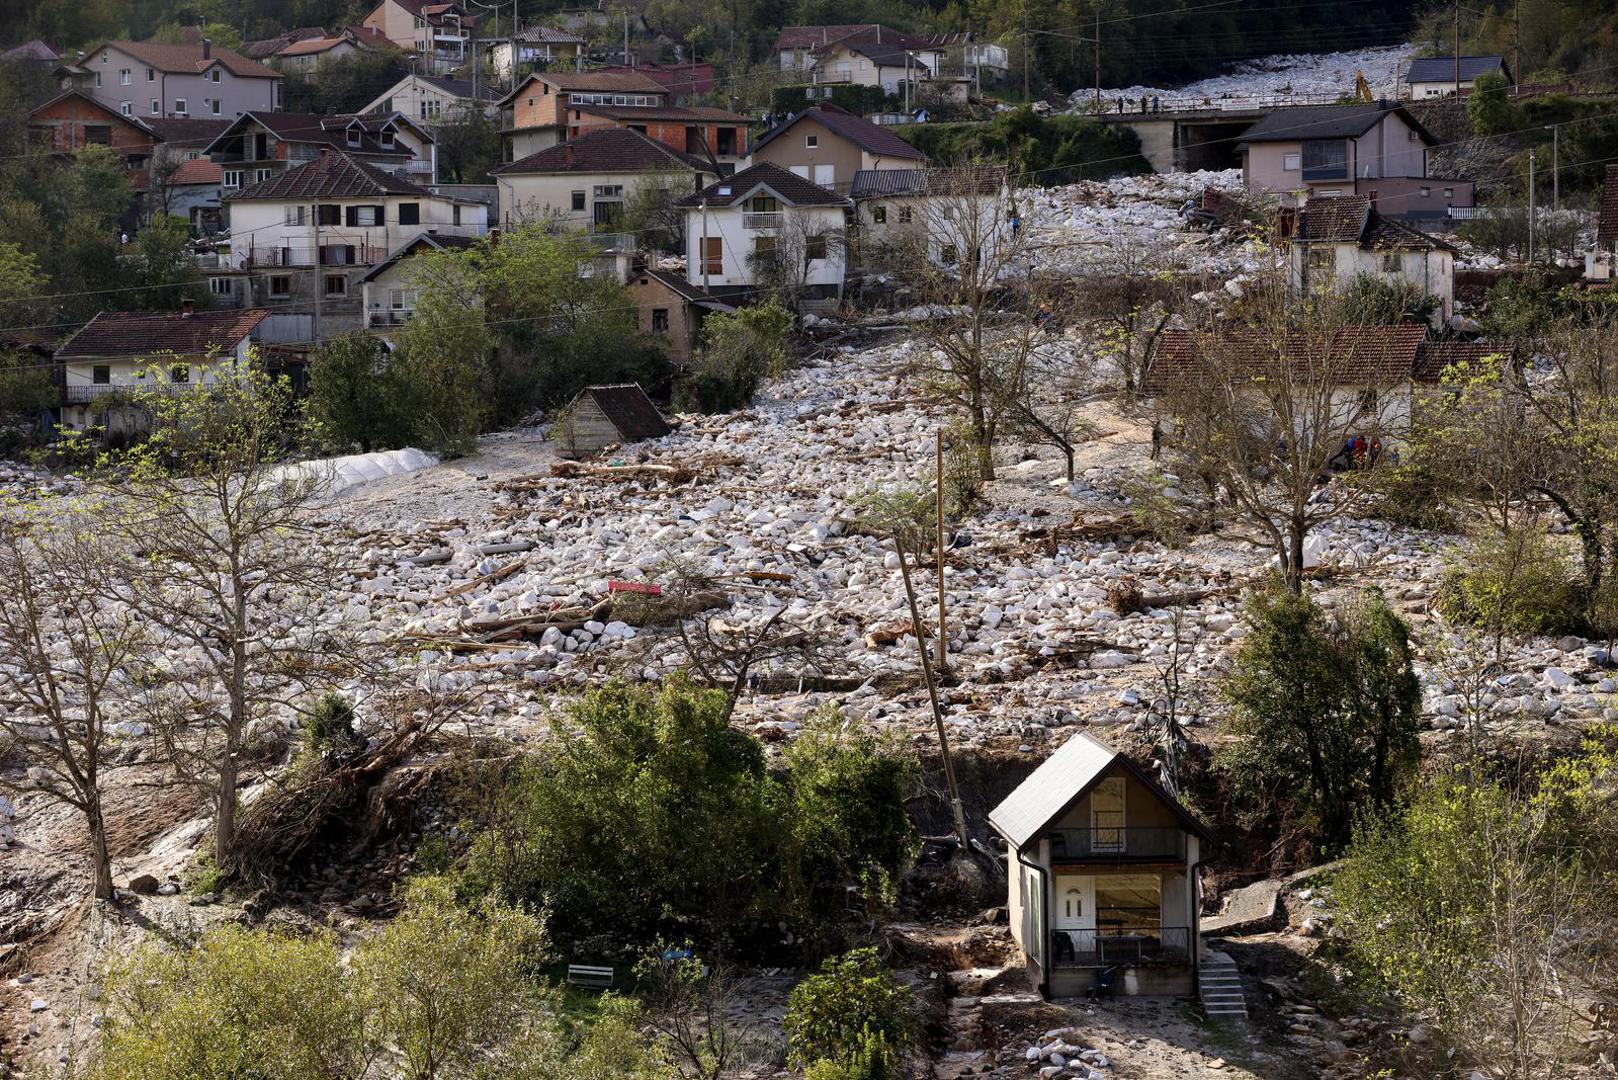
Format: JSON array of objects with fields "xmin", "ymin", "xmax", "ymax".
[{"xmin": 1096, "ymin": 45, "xmax": 1412, "ymax": 104}]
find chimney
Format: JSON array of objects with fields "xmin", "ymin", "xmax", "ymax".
[
  {"xmin": 489, "ymin": 227, "xmax": 501, "ymax": 248},
  {"xmin": 202, "ymin": 37, "xmax": 212, "ymax": 60},
  {"xmin": 181, "ymin": 298, "xmax": 196, "ymax": 317},
  {"xmin": 564, "ymin": 143, "xmax": 574, "ymax": 167}
]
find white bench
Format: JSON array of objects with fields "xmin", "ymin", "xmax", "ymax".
[{"xmin": 565, "ymin": 964, "xmax": 614, "ymax": 989}]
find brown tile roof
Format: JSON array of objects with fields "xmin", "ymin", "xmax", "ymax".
[
  {"xmin": 752, "ymin": 105, "xmax": 925, "ymax": 161},
  {"xmin": 57, "ymin": 309, "xmax": 269, "ymax": 360},
  {"xmin": 143, "ymin": 117, "xmax": 231, "ymax": 149},
  {"xmin": 1600, "ymin": 164, "xmax": 1618, "ymax": 251},
  {"xmin": 1412, "ymin": 340, "xmax": 1511, "ymax": 382},
  {"xmin": 493, "ymin": 127, "xmax": 709, "ymax": 175},
  {"xmin": 99, "ymin": 39, "xmax": 282, "ymax": 80},
  {"xmin": 1295, "ymin": 195, "xmax": 1371, "ymax": 242},
  {"xmin": 169, "ymin": 158, "xmax": 223, "ymax": 184},
  {"xmin": 773, "ymin": 24, "xmax": 888, "ymax": 49},
  {"xmin": 243, "ymin": 27, "xmax": 326, "ymax": 59},
  {"xmin": 229, "ymin": 150, "xmax": 427, "ymax": 200},
  {"xmin": 1144, "ymin": 324, "xmax": 1429, "ymax": 395},
  {"xmin": 575, "ymin": 383, "xmax": 671, "ymax": 441},
  {"xmin": 677, "ymin": 160, "xmax": 850, "ymax": 208},
  {"xmin": 277, "ymin": 36, "xmax": 358, "ymax": 57},
  {"xmin": 539, "ymin": 70, "xmax": 667, "ymax": 93},
  {"xmin": 207, "ymin": 112, "xmax": 415, "ymax": 158}
]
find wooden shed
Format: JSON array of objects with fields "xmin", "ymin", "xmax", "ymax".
[{"xmin": 553, "ymin": 383, "xmax": 672, "ymax": 458}]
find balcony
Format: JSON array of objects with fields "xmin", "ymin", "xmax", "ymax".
[
  {"xmin": 1302, "ymin": 164, "xmax": 1348, "ymax": 182},
  {"xmin": 366, "ymin": 309, "xmax": 415, "ymax": 327},
  {"xmin": 743, "ymin": 212, "xmax": 783, "ymax": 231},
  {"xmin": 1045, "ymin": 827, "xmax": 1187, "ymax": 863},
  {"xmin": 1051, "ymin": 926, "xmax": 1193, "ymax": 966},
  {"xmin": 238, "ymin": 244, "xmax": 390, "ymax": 268},
  {"xmin": 63, "ymin": 383, "xmax": 203, "ymax": 404}
]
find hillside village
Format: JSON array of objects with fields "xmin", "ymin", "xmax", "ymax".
[{"xmin": 6, "ymin": 1, "xmax": 1618, "ymax": 1078}]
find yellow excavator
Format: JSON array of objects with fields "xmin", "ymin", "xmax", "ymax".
[{"xmin": 1354, "ymin": 69, "xmax": 1374, "ymax": 101}]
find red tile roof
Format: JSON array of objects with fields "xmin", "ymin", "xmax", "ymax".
[
  {"xmin": 229, "ymin": 150, "xmax": 427, "ymax": 200},
  {"xmin": 57, "ymin": 309, "xmax": 269, "ymax": 359},
  {"xmin": 677, "ymin": 161, "xmax": 849, "ymax": 208},
  {"xmin": 98, "ymin": 39, "xmax": 282, "ymax": 80},
  {"xmin": 1144, "ymin": 324, "xmax": 1430, "ymax": 395},
  {"xmin": 1294, "ymin": 195, "xmax": 1453, "ymax": 252},
  {"xmin": 752, "ymin": 106, "xmax": 926, "ymax": 162},
  {"xmin": 494, "ymin": 127, "xmax": 709, "ymax": 175},
  {"xmin": 169, "ymin": 158, "xmax": 223, "ymax": 184}
]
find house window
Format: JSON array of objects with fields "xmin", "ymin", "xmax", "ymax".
[
  {"xmin": 651, "ymin": 308, "xmax": 669, "ymax": 332},
  {"xmin": 147, "ymin": 68, "xmax": 154, "ymax": 81},
  {"xmin": 380, "ymin": 130, "xmax": 395, "ymax": 148},
  {"xmin": 150, "ymin": 99, "xmax": 160, "ymax": 114},
  {"xmin": 1358, "ymin": 388, "xmax": 1379, "ymax": 414},
  {"xmin": 898, "ymin": 206, "xmax": 912, "ymax": 224},
  {"xmin": 317, "ymin": 204, "xmax": 341, "ymax": 226},
  {"xmin": 805, "ymin": 235, "xmax": 827, "ymax": 261},
  {"xmin": 453, "ymin": 205, "xmax": 462, "ymax": 225},
  {"xmin": 871, "ymin": 205, "xmax": 886, "ymax": 224},
  {"xmin": 286, "ymin": 205, "xmax": 309, "ymax": 225},
  {"xmin": 753, "ymin": 235, "xmax": 777, "ymax": 259},
  {"xmin": 211, "ymin": 100, "xmax": 222, "ymax": 116},
  {"xmin": 1308, "ymin": 247, "xmax": 1334, "ymax": 274},
  {"xmin": 805, "ymin": 134, "xmax": 818, "ymax": 148},
  {"xmin": 119, "ymin": 69, "xmax": 131, "ymax": 85},
  {"xmin": 389, "ymin": 288, "xmax": 416, "ymax": 309},
  {"xmin": 1282, "ymin": 151, "xmax": 1300, "ymax": 171},
  {"xmin": 92, "ymin": 365, "xmax": 110, "ymax": 384},
  {"xmin": 399, "ymin": 202, "xmax": 420, "ymax": 225},
  {"xmin": 223, "ymin": 170, "xmax": 244, "ymax": 188},
  {"xmin": 593, "ymin": 185, "xmax": 624, "ymax": 198},
  {"xmin": 210, "ymin": 69, "xmax": 221, "ymax": 82},
  {"xmin": 254, "ymin": 168, "xmax": 270, "ymax": 182},
  {"xmin": 748, "ymin": 195, "xmax": 779, "ymax": 213},
  {"xmin": 1382, "ymin": 251, "xmax": 1401, "ymax": 272},
  {"xmin": 170, "ymin": 364, "xmax": 190, "ymax": 383},
  {"xmin": 209, "ymin": 277, "xmax": 233, "ymax": 295},
  {"xmin": 701, "ymin": 236, "xmax": 722, "ymax": 275},
  {"xmin": 270, "ymin": 275, "xmax": 292, "ymax": 297},
  {"xmin": 1419, "ymin": 186, "xmax": 1431, "ymax": 197},
  {"xmin": 83, "ymin": 124, "xmax": 111, "ymax": 146},
  {"xmin": 346, "ymin": 205, "xmax": 382, "ymax": 227},
  {"xmin": 94, "ymin": 73, "xmax": 102, "ymax": 87},
  {"xmin": 325, "ymin": 275, "xmax": 349, "ymax": 296},
  {"xmin": 173, "ymin": 99, "xmax": 187, "ymax": 114},
  {"xmin": 1095, "ymin": 874, "xmax": 1161, "ymax": 935},
  {"xmin": 120, "ymin": 101, "xmax": 132, "ymax": 116},
  {"xmin": 1301, "ymin": 139, "xmax": 1347, "ymax": 180},
  {"xmin": 347, "ymin": 128, "xmax": 361, "ymax": 147},
  {"xmin": 571, "ymin": 190, "xmax": 585, "ymax": 211},
  {"xmin": 1444, "ymin": 187, "xmax": 1454, "ymax": 199}
]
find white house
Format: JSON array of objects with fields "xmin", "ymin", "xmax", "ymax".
[
  {"xmin": 361, "ymin": 73, "xmax": 501, "ymax": 124},
  {"xmin": 849, "ymin": 165, "xmax": 1010, "ymax": 267},
  {"xmin": 486, "ymin": 27, "xmax": 587, "ymax": 81},
  {"xmin": 990, "ymin": 732, "xmax": 1215, "ymax": 1000},
  {"xmin": 677, "ymin": 162, "xmax": 851, "ymax": 298},
  {"xmin": 53, "ymin": 304, "xmax": 269, "ymax": 430},
  {"xmin": 492, "ymin": 127, "xmax": 716, "ymax": 230},
  {"xmin": 223, "ymin": 150, "xmax": 487, "ymax": 342},
  {"xmin": 360, "ymin": 0, "xmax": 475, "ymax": 73},
  {"xmin": 358, "ymin": 233, "xmax": 479, "ymax": 337},
  {"xmin": 1288, "ymin": 195, "xmax": 1455, "ymax": 322}
]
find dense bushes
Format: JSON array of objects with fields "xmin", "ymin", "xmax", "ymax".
[
  {"xmin": 1218, "ymin": 585, "xmax": 1421, "ymax": 850},
  {"xmin": 785, "ymin": 948, "xmax": 918, "ymax": 1079},
  {"xmin": 678, "ymin": 302, "xmax": 794, "ymax": 413},
  {"xmin": 896, "ymin": 109, "xmax": 1148, "ymax": 185},
  {"xmin": 1437, "ymin": 527, "xmax": 1587, "ymax": 636},
  {"xmin": 461, "ymin": 681, "xmax": 919, "ymax": 948}
]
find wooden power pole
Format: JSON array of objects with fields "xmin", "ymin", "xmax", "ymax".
[
  {"xmin": 935, "ymin": 431, "xmax": 947, "ymax": 674},
  {"xmin": 896, "ymin": 531, "xmax": 969, "ymax": 849}
]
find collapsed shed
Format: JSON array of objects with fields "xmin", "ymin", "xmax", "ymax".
[{"xmin": 552, "ymin": 383, "xmax": 672, "ymax": 459}]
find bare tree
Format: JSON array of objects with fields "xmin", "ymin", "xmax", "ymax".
[
  {"xmin": 746, "ymin": 207, "xmax": 848, "ymax": 312},
  {"xmin": 92, "ymin": 366, "xmax": 360, "ymax": 872},
  {"xmin": 0, "ymin": 508, "xmax": 144, "ymax": 899},
  {"xmin": 1073, "ymin": 238, "xmax": 1183, "ymax": 399},
  {"xmin": 1146, "ymin": 602, "xmax": 1194, "ymax": 797},
  {"xmin": 1156, "ymin": 278, "xmax": 1407, "ymax": 591}
]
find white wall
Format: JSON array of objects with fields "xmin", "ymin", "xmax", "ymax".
[
  {"xmin": 228, "ymin": 195, "xmax": 487, "ymax": 268},
  {"xmin": 684, "ymin": 204, "xmax": 847, "ymax": 289},
  {"xmin": 497, "ymin": 169, "xmax": 709, "ymax": 229}
]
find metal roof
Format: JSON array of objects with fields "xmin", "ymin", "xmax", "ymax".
[{"xmin": 1405, "ymin": 55, "xmax": 1509, "ymax": 84}]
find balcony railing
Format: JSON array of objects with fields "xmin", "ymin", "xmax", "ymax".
[
  {"xmin": 1045, "ymin": 827, "xmax": 1187, "ymax": 862},
  {"xmin": 63, "ymin": 383, "xmax": 203, "ymax": 404},
  {"xmin": 1301, "ymin": 163, "xmax": 1348, "ymax": 182},
  {"xmin": 366, "ymin": 309, "xmax": 415, "ymax": 327},
  {"xmin": 743, "ymin": 212, "xmax": 783, "ymax": 231},
  {"xmin": 239, "ymin": 244, "xmax": 389, "ymax": 268},
  {"xmin": 1051, "ymin": 926, "xmax": 1193, "ymax": 965}
]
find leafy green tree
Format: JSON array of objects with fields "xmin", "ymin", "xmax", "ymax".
[
  {"xmin": 0, "ymin": 240, "xmax": 46, "ymax": 329},
  {"xmin": 307, "ymin": 331, "xmax": 419, "ymax": 452},
  {"xmin": 464, "ymin": 679, "xmax": 778, "ymax": 942},
  {"xmin": 677, "ymin": 301, "xmax": 793, "ymax": 413},
  {"xmin": 1334, "ymin": 273, "xmax": 1441, "ymax": 326},
  {"xmin": 1217, "ymin": 584, "xmax": 1420, "ymax": 849},
  {"xmin": 394, "ymin": 245, "xmax": 493, "ymax": 455},
  {"xmin": 784, "ymin": 948, "xmax": 916, "ymax": 1077},
  {"xmin": 94, "ymin": 925, "xmax": 368, "ymax": 1080},
  {"xmin": 129, "ymin": 215, "xmax": 208, "ymax": 311},
  {"xmin": 358, "ymin": 875, "xmax": 552, "ymax": 1080},
  {"xmin": 1468, "ymin": 71, "xmax": 1521, "ymax": 135},
  {"xmin": 433, "ymin": 108, "xmax": 502, "ymax": 184}
]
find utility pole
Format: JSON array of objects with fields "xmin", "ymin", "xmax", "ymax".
[
  {"xmin": 1093, "ymin": 5, "xmax": 1100, "ymax": 109},
  {"xmin": 1022, "ymin": 27, "xmax": 1030, "ymax": 99},
  {"xmin": 895, "ymin": 531, "xmax": 969, "ymax": 849},
  {"xmin": 623, "ymin": 10, "xmax": 630, "ymax": 67},
  {"xmin": 1454, "ymin": 0, "xmax": 1461, "ymax": 97},
  {"xmin": 935, "ymin": 431, "xmax": 947, "ymax": 674},
  {"xmin": 1528, "ymin": 147, "xmax": 1536, "ymax": 264},
  {"xmin": 311, "ymin": 204, "xmax": 321, "ymax": 345},
  {"xmin": 1514, "ymin": 0, "xmax": 1522, "ymax": 96},
  {"xmin": 1552, "ymin": 123, "xmax": 1560, "ymax": 210}
]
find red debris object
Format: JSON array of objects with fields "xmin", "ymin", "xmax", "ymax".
[{"xmin": 608, "ymin": 580, "xmax": 662, "ymax": 596}]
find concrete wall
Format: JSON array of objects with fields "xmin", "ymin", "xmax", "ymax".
[{"xmin": 1354, "ymin": 110, "xmax": 1425, "ymax": 179}]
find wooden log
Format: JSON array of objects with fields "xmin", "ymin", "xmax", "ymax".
[{"xmin": 428, "ymin": 557, "xmax": 529, "ymax": 603}]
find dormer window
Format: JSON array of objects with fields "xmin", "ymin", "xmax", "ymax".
[
  {"xmin": 379, "ymin": 129, "xmax": 395, "ymax": 148},
  {"xmin": 347, "ymin": 128, "xmax": 361, "ymax": 147}
]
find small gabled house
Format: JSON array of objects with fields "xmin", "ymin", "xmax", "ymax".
[
  {"xmin": 361, "ymin": 73, "xmax": 502, "ymax": 125},
  {"xmin": 492, "ymin": 127, "xmax": 717, "ymax": 230},
  {"xmin": 25, "ymin": 89, "xmax": 159, "ymax": 191},
  {"xmin": 677, "ymin": 162, "xmax": 851, "ymax": 298},
  {"xmin": 358, "ymin": 232, "xmax": 479, "ymax": 335},
  {"xmin": 1288, "ymin": 195, "xmax": 1456, "ymax": 322},
  {"xmin": 626, "ymin": 267, "xmax": 734, "ymax": 365},
  {"xmin": 553, "ymin": 383, "xmax": 672, "ymax": 458},
  {"xmin": 750, "ymin": 105, "xmax": 926, "ymax": 191},
  {"xmin": 203, "ymin": 110, "xmax": 433, "ymax": 190},
  {"xmin": 1403, "ymin": 55, "xmax": 1512, "ymax": 99},
  {"xmin": 486, "ymin": 27, "xmax": 587, "ymax": 80},
  {"xmin": 269, "ymin": 28, "xmax": 381, "ymax": 71},
  {"xmin": 990, "ymin": 733, "xmax": 1213, "ymax": 998},
  {"xmin": 809, "ymin": 38, "xmax": 929, "ymax": 95},
  {"xmin": 54, "ymin": 304, "xmax": 269, "ymax": 431}
]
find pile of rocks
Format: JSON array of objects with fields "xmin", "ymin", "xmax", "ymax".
[{"xmin": 1022, "ymin": 1028, "xmax": 1112, "ymax": 1079}]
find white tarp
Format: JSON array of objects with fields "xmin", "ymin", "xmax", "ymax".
[{"xmin": 267, "ymin": 447, "xmax": 438, "ymax": 497}]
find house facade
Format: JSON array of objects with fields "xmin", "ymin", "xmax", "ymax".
[
  {"xmin": 498, "ymin": 70, "xmax": 668, "ymax": 159},
  {"xmin": 991, "ymin": 733, "xmax": 1212, "ymax": 999},
  {"xmin": 204, "ymin": 111, "xmax": 433, "ymax": 192},
  {"xmin": 25, "ymin": 90, "xmax": 159, "ymax": 191},
  {"xmin": 809, "ymin": 39, "xmax": 928, "ymax": 94},
  {"xmin": 53, "ymin": 305, "xmax": 269, "ymax": 431},
  {"xmin": 360, "ymin": 0, "xmax": 475, "ymax": 73},
  {"xmin": 222, "ymin": 150, "xmax": 487, "ymax": 342},
  {"xmin": 1288, "ymin": 195, "xmax": 1456, "ymax": 322},
  {"xmin": 849, "ymin": 166, "xmax": 1010, "ymax": 267},
  {"xmin": 1237, "ymin": 103, "xmax": 1473, "ymax": 216},
  {"xmin": 678, "ymin": 162, "xmax": 850, "ymax": 297},
  {"xmin": 161, "ymin": 157, "xmax": 226, "ymax": 233},
  {"xmin": 358, "ymin": 233, "xmax": 478, "ymax": 337},
  {"xmin": 493, "ymin": 127, "xmax": 716, "ymax": 229},
  {"xmin": 626, "ymin": 267, "xmax": 715, "ymax": 365},
  {"xmin": 270, "ymin": 30, "xmax": 376, "ymax": 72},
  {"xmin": 486, "ymin": 27, "xmax": 587, "ymax": 81},
  {"xmin": 750, "ymin": 106, "xmax": 926, "ymax": 192},
  {"xmin": 361, "ymin": 73, "xmax": 501, "ymax": 125},
  {"xmin": 75, "ymin": 40, "xmax": 282, "ymax": 120},
  {"xmin": 1403, "ymin": 55, "xmax": 1512, "ymax": 98}
]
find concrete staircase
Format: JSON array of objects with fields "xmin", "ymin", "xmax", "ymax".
[{"xmin": 1199, "ymin": 950, "xmax": 1248, "ymax": 1021}]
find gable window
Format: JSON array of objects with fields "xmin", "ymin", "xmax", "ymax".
[
  {"xmin": 399, "ymin": 202, "xmax": 420, "ymax": 225},
  {"xmin": 92, "ymin": 365, "xmax": 110, "ymax": 384},
  {"xmin": 120, "ymin": 101, "xmax": 132, "ymax": 116},
  {"xmin": 571, "ymin": 190, "xmax": 586, "ymax": 212},
  {"xmin": 269, "ymin": 275, "xmax": 291, "ymax": 297},
  {"xmin": 380, "ymin": 130, "xmax": 395, "ymax": 148},
  {"xmin": 254, "ymin": 168, "xmax": 270, "ymax": 182},
  {"xmin": 325, "ymin": 274, "xmax": 349, "ymax": 296},
  {"xmin": 209, "ymin": 69, "xmax": 221, "ymax": 82},
  {"xmin": 85, "ymin": 125, "xmax": 112, "ymax": 145},
  {"xmin": 701, "ymin": 235, "xmax": 722, "ymax": 276},
  {"xmin": 805, "ymin": 134, "xmax": 818, "ymax": 148},
  {"xmin": 173, "ymin": 98, "xmax": 187, "ymax": 114},
  {"xmin": 870, "ymin": 205, "xmax": 886, "ymax": 224},
  {"xmin": 651, "ymin": 308, "xmax": 669, "ymax": 333},
  {"xmin": 748, "ymin": 195, "xmax": 779, "ymax": 213},
  {"xmin": 1382, "ymin": 251, "xmax": 1402, "ymax": 272},
  {"xmin": 347, "ymin": 128, "xmax": 361, "ymax": 147}
]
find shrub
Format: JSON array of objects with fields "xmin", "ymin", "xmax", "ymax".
[
  {"xmin": 678, "ymin": 302, "xmax": 794, "ymax": 413},
  {"xmin": 302, "ymin": 692, "xmax": 357, "ymax": 755},
  {"xmin": 1333, "ymin": 273, "xmax": 1441, "ymax": 326},
  {"xmin": 897, "ymin": 109, "xmax": 1149, "ymax": 185},
  {"xmin": 1436, "ymin": 527, "xmax": 1584, "ymax": 635},
  {"xmin": 306, "ymin": 332, "xmax": 418, "ymax": 453},
  {"xmin": 1367, "ymin": 459, "xmax": 1463, "ymax": 532},
  {"xmin": 785, "ymin": 948, "xmax": 916, "ymax": 1074},
  {"xmin": 1467, "ymin": 71, "xmax": 1521, "ymax": 135},
  {"xmin": 1217, "ymin": 585, "xmax": 1421, "ymax": 849}
]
